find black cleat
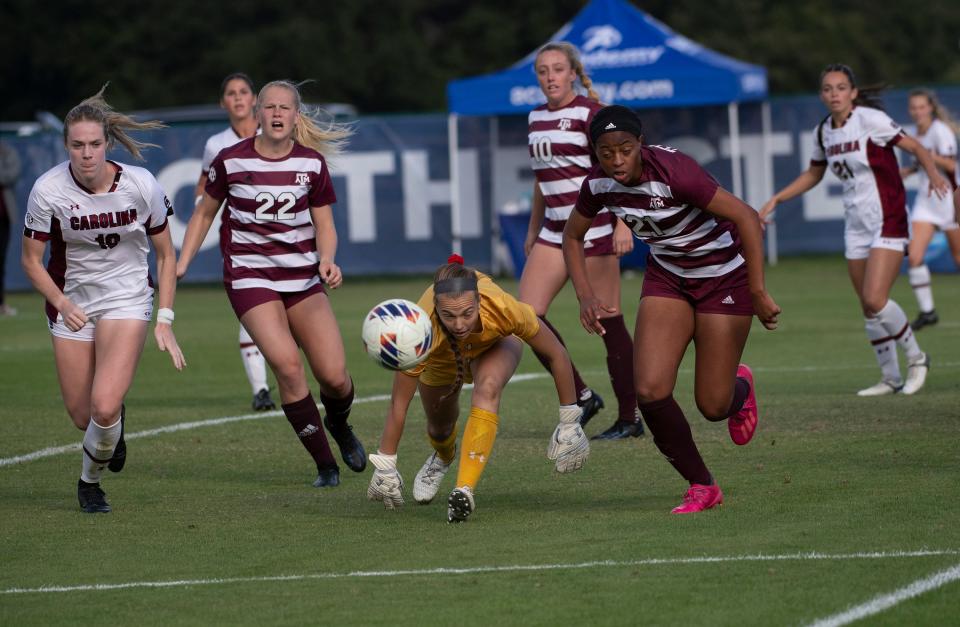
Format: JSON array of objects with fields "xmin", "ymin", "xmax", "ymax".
[
  {"xmin": 323, "ymin": 416, "xmax": 367, "ymax": 472},
  {"xmin": 77, "ymin": 479, "xmax": 111, "ymax": 513},
  {"xmin": 447, "ymin": 487, "xmax": 475, "ymax": 523},
  {"xmin": 108, "ymin": 405, "xmax": 126, "ymax": 473},
  {"xmin": 591, "ymin": 419, "xmax": 644, "ymax": 440},
  {"xmin": 252, "ymin": 388, "xmax": 276, "ymax": 411},
  {"xmin": 313, "ymin": 465, "xmax": 341, "ymax": 488},
  {"xmin": 577, "ymin": 390, "xmax": 605, "ymax": 427},
  {"xmin": 910, "ymin": 310, "xmax": 939, "ymax": 331}
]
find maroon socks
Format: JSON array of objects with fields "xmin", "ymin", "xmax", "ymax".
[
  {"xmin": 638, "ymin": 395, "xmax": 712, "ymax": 485},
  {"xmin": 320, "ymin": 380, "xmax": 355, "ymax": 427},
  {"xmin": 599, "ymin": 315, "xmax": 638, "ymax": 422},
  {"xmin": 282, "ymin": 393, "xmax": 337, "ymax": 470}
]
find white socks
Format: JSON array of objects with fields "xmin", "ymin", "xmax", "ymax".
[
  {"xmin": 908, "ymin": 265, "xmax": 934, "ymax": 313},
  {"xmin": 239, "ymin": 324, "xmax": 268, "ymax": 394},
  {"xmin": 875, "ymin": 299, "xmax": 923, "ymax": 363},
  {"xmin": 80, "ymin": 416, "xmax": 121, "ymax": 483},
  {"xmin": 865, "ymin": 317, "xmax": 901, "ymax": 383}
]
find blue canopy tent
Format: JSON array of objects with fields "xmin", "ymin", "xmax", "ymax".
[{"xmin": 445, "ymin": 0, "xmax": 776, "ymax": 265}]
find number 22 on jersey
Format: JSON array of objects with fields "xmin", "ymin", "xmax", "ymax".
[{"xmin": 254, "ymin": 191, "xmax": 297, "ymax": 222}]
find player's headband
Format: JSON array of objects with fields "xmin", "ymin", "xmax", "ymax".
[
  {"xmin": 435, "ymin": 276, "xmax": 478, "ymax": 294},
  {"xmin": 589, "ymin": 105, "xmax": 643, "ymax": 145}
]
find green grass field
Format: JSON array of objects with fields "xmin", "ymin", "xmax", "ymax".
[{"xmin": 1, "ymin": 256, "xmax": 958, "ymax": 626}]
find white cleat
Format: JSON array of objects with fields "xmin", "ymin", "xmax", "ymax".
[
  {"xmin": 856, "ymin": 380, "xmax": 903, "ymax": 397},
  {"xmin": 447, "ymin": 486, "xmax": 475, "ymax": 523},
  {"xmin": 413, "ymin": 452, "xmax": 452, "ymax": 504},
  {"xmin": 902, "ymin": 353, "xmax": 930, "ymax": 395}
]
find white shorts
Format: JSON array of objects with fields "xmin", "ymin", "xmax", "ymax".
[
  {"xmin": 844, "ymin": 227, "xmax": 908, "ymax": 260},
  {"xmin": 911, "ymin": 197, "xmax": 959, "ymax": 231},
  {"xmin": 48, "ymin": 301, "xmax": 153, "ymax": 341},
  {"xmin": 844, "ymin": 206, "xmax": 909, "ymax": 260}
]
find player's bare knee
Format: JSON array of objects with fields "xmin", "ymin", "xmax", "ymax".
[
  {"xmin": 320, "ymin": 371, "xmax": 351, "ymax": 397},
  {"xmin": 860, "ymin": 297, "xmax": 886, "ymax": 318},
  {"xmin": 695, "ymin": 396, "xmax": 730, "ymax": 421},
  {"xmin": 636, "ymin": 382, "xmax": 670, "ymax": 404},
  {"xmin": 89, "ymin": 397, "xmax": 122, "ymax": 427},
  {"xmin": 273, "ymin": 359, "xmax": 306, "ymax": 391},
  {"xmin": 470, "ymin": 377, "xmax": 502, "ymax": 406}
]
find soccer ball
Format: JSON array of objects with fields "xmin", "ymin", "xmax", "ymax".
[{"xmin": 362, "ymin": 299, "xmax": 434, "ymax": 370}]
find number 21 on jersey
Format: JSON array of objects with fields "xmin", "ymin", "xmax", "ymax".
[{"xmin": 254, "ymin": 191, "xmax": 296, "ymax": 221}]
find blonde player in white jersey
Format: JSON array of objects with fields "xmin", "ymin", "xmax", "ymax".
[
  {"xmin": 21, "ymin": 87, "xmax": 185, "ymax": 514},
  {"xmin": 761, "ymin": 65, "xmax": 950, "ymax": 397},
  {"xmin": 899, "ymin": 89, "xmax": 959, "ymax": 330},
  {"xmin": 521, "ymin": 42, "xmax": 641, "ymax": 440},
  {"xmin": 178, "ymin": 80, "xmax": 366, "ymax": 489},
  {"xmin": 191, "ymin": 72, "xmax": 275, "ymax": 411}
]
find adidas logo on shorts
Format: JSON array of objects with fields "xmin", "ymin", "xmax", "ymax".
[{"xmin": 721, "ymin": 295, "xmax": 735, "ymax": 305}]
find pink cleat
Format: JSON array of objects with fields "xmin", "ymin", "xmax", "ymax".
[
  {"xmin": 729, "ymin": 364, "xmax": 758, "ymax": 445},
  {"xmin": 671, "ymin": 483, "xmax": 723, "ymax": 514}
]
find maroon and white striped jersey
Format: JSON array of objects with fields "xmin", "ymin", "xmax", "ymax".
[
  {"xmin": 810, "ymin": 106, "xmax": 908, "ymax": 238},
  {"xmin": 24, "ymin": 161, "xmax": 171, "ymax": 320},
  {"xmin": 575, "ymin": 145, "xmax": 743, "ymax": 278},
  {"xmin": 528, "ymin": 95, "xmax": 615, "ymax": 245},
  {"xmin": 206, "ymin": 138, "xmax": 336, "ymax": 292}
]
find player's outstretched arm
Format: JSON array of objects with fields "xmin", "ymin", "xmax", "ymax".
[
  {"xmin": 367, "ymin": 372, "xmax": 419, "ymax": 509},
  {"xmin": 759, "ymin": 164, "xmax": 826, "ymax": 224},
  {"xmin": 563, "ymin": 211, "xmax": 615, "ymax": 335},
  {"xmin": 151, "ymin": 227, "xmax": 186, "ymax": 370},
  {"xmin": 176, "ymin": 193, "xmax": 221, "ymax": 279}
]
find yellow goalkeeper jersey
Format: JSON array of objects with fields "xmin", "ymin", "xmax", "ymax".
[{"xmin": 405, "ymin": 272, "xmax": 540, "ymax": 386}]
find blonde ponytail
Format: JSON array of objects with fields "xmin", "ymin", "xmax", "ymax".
[
  {"xmin": 257, "ymin": 80, "xmax": 353, "ymax": 161},
  {"xmin": 63, "ymin": 84, "xmax": 165, "ymax": 160}
]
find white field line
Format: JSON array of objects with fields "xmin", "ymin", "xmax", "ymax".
[
  {"xmin": 5, "ymin": 359, "xmax": 960, "ymax": 469},
  {"xmin": 0, "ymin": 373, "xmax": 546, "ymax": 468},
  {"xmin": 806, "ymin": 562, "xmax": 960, "ymax": 627},
  {"xmin": 2, "ymin": 549, "xmax": 957, "ymax": 596}
]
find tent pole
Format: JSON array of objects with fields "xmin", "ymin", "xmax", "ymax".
[
  {"xmin": 761, "ymin": 100, "xmax": 778, "ymax": 265},
  {"xmin": 727, "ymin": 102, "xmax": 742, "ymax": 198},
  {"xmin": 489, "ymin": 116, "xmax": 501, "ymax": 274},
  {"xmin": 448, "ymin": 113, "xmax": 462, "ymax": 255}
]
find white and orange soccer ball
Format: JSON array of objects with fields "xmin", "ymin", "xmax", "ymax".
[{"xmin": 361, "ymin": 299, "xmax": 434, "ymax": 370}]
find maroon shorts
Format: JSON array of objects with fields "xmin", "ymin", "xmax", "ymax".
[
  {"xmin": 641, "ymin": 257, "xmax": 754, "ymax": 316},
  {"xmin": 536, "ymin": 233, "xmax": 615, "ymax": 257},
  {"xmin": 225, "ymin": 282, "xmax": 326, "ymax": 320}
]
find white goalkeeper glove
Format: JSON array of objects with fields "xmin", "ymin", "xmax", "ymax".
[
  {"xmin": 367, "ymin": 452, "xmax": 405, "ymax": 509},
  {"xmin": 547, "ymin": 404, "xmax": 590, "ymax": 473}
]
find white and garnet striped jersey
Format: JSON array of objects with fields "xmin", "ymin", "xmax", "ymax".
[
  {"xmin": 201, "ymin": 125, "xmax": 260, "ymax": 174},
  {"xmin": 575, "ymin": 145, "xmax": 743, "ymax": 279},
  {"xmin": 24, "ymin": 161, "xmax": 172, "ymax": 321},
  {"xmin": 810, "ymin": 106, "xmax": 909, "ymax": 238},
  {"xmin": 911, "ymin": 118, "xmax": 957, "ymax": 211},
  {"xmin": 205, "ymin": 137, "xmax": 336, "ymax": 292},
  {"xmin": 528, "ymin": 95, "xmax": 615, "ymax": 246}
]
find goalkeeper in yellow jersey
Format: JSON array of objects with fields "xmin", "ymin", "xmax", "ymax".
[{"xmin": 367, "ymin": 254, "xmax": 589, "ymax": 523}]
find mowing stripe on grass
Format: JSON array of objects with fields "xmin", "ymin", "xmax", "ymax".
[
  {"xmin": 806, "ymin": 562, "xmax": 960, "ymax": 627},
  {"xmin": 2, "ymin": 549, "xmax": 957, "ymax": 595},
  {"xmin": 6, "ymin": 360, "xmax": 960, "ymax": 469},
  {"xmin": 0, "ymin": 373, "xmax": 548, "ymax": 468}
]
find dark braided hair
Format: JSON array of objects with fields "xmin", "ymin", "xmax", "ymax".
[
  {"xmin": 432, "ymin": 257, "xmax": 479, "ymax": 405},
  {"xmin": 820, "ymin": 63, "xmax": 887, "ymax": 111}
]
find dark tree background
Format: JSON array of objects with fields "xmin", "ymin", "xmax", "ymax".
[{"xmin": 2, "ymin": 0, "xmax": 959, "ymax": 120}]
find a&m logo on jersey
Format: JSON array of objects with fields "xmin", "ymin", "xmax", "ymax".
[
  {"xmin": 558, "ymin": 118, "xmax": 572, "ymax": 131},
  {"xmin": 650, "ymin": 197, "xmax": 665, "ymax": 209},
  {"xmin": 295, "ymin": 173, "xmax": 310, "ymax": 185}
]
